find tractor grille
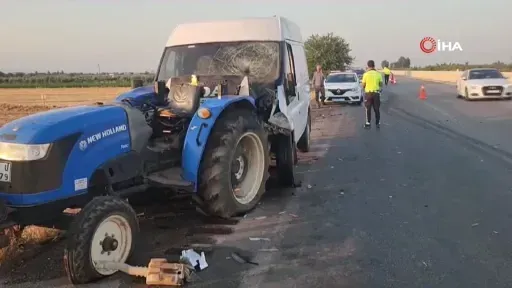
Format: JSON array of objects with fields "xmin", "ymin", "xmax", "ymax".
[
  {"xmin": 328, "ymin": 89, "xmax": 350, "ymax": 96},
  {"xmin": 0, "ymin": 134, "xmax": 78, "ymax": 195},
  {"xmin": 482, "ymin": 86, "xmax": 503, "ymax": 96}
]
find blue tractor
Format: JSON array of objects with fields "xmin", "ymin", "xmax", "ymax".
[{"xmin": 0, "ymin": 16, "xmax": 311, "ymax": 284}]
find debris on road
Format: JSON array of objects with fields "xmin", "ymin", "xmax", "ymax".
[
  {"xmin": 307, "ymin": 184, "xmax": 312, "ymax": 189},
  {"xmin": 95, "ymin": 258, "xmax": 192, "ymax": 286},
  {"xmin": 249, "ymin": 237, "xmax": 271, "ymax": 241},
  {"xmin": 230, "ymin": 252, "xmax": 258, "ymax": 265},
  {"xmin": 471, "ymin": 223, "xmax": 480, "ymax": 227},
  {"xmin": 259, "ymin": 248, "xmax": 279, "ymax": 252},
  {"xmin": 181, "ymin": 249, "xmax": 208, "ymax": 271},
  {"xmin": 254, "ymin": 216, "xmax": 267, "ymax": 220}
]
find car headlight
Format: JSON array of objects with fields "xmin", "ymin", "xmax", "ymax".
[
  {"xmin": 350, "ymin": 88, "xmax": 358, "ymax": 92},
  {"xmin": 469, "ymin": 86, "xmax": 479, "ymax": 90},
  {"xmin": 0, "ymin": 142, "xmax": 51, "ymax": 161}
]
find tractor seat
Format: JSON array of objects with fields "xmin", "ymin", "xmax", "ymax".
[{"xmin": 158, "ymin": 82, "xmax": 201, "ymax": 118}]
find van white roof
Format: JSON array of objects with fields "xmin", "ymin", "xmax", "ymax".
[{"xmin": 166, "ymin": 16, "xmax": 303, "ymax": 47}]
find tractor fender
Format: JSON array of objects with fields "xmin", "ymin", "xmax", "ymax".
[{"xmin": 182, "ymin": 96, "xmax": 256, "ymax": 191}]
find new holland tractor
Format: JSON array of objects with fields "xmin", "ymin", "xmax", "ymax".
[{"xmin": 0, "ymin": 16, "xmax": 311, "ymax": 284}]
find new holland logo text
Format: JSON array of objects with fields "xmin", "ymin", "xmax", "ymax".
[{"xmin": 80, "ymin": 125, "xmax": 127, "ymax": 150}]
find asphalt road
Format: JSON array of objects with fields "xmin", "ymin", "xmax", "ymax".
[{"xmin": 2, "ymin": 77, "xmax": 512, "ymax": 287}]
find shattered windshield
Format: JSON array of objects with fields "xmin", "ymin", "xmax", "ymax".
[{"xmin": 157, "ymin": 41, "xmax": 281, "ymax": 84}]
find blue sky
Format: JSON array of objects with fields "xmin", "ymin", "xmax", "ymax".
[{"xmin": 1, "ymin": 0, "xmax": 510, "ymax": 73}]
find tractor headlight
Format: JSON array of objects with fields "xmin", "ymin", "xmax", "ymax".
[{"xmin": 0, "ymin": 142, "xmax": 51, "ymax": 161}]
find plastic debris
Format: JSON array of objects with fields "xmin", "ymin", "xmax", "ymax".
[
  {"xmin": 180, "ymin": 249, "xmax": 208, "ymax": 271},
  {"xmin": 249, "ymin": 237, "xmax": 271, "ymax": 241},
  {"xmin": 307, "ymin": 185, "xmax": 312, "ymax": 189},
  {"xmin": 471, "ymin": 223, "xmax": 479, "ymax": 227},
  {"xmin": 255, "ymin": 216, "xmax": 267, "ymax": 220}
]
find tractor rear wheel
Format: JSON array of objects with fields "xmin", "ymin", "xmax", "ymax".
[
  {"xmin": 64, "ymin": 196, "xmax": 138, "ymax": 284},
  {"xmin": 199, "ymin": 109, "xmax": 269, "ymax": 218}
]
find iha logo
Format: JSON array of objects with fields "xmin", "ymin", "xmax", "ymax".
[{"xmin": 420, "ymin": 37, "xmax": 463, "ymax": 53}]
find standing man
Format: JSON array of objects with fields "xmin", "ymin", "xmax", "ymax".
[
  {"xmin": 361, "ymin": 60, "xmax": 383, "ymax": 129},
  {"xmin": 382, "ymin": 65, "xmax": 391, "ymax": 86},
  {"xmin": 311, "ymin": 64, "xmax": 325, "ymax": 108}
]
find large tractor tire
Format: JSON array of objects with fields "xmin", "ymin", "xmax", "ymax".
[
  {"xmin": 64, "ymin": 196, "xmax": 139, "ymax": 284},
  {"xmin": 275, "ymin": 133, "xmax": 297, "ymax": 187},
  {"xmin": 199, "ymin": 108, "xmax": 269, "ymax": 218},
  {"xmin": 297, "ymin": 110, "xmax": 311, "ymax": 153}
]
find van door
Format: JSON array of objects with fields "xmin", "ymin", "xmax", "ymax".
[
  {"xmin": 289, "ymin": 43, "xmax": 310, "ymax": 140},
  {"xmin": 283, "ymin": 42, "xmax": 308, "ymax": 142}
]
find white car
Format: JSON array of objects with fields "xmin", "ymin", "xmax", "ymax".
[
  {"xmin": 456, "ymin": 68, "xmax": 512, "ymax": 100},
  {"xmin": 323, "ymin": 72, "xmax": 363, "ymax": 105}
]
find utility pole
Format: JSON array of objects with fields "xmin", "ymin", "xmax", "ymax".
[{"xmin": 97, "ymin": 64, "xmax": 101, "ymax": 74}]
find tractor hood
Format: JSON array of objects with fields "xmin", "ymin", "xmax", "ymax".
[
  {"xmin": 0, "ymin": 105, "xmax": 126, "ymax": 144},
  {"xmin": 115, "ymin": 85, "xmax": 157, "ymax": 105}
]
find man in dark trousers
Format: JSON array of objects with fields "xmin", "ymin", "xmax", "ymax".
[
  {"xmin": 382, "ymin": 66, "xmax": 391, "ymax": 86},
  {"xmin": 361, "ymin": 60, "xmax": 383, "ymax": 129},
  {"xmin": 311, "ymin": 64, "xmax": 325, "ymax": 108}
]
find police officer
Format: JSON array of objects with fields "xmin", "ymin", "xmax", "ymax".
[
  {"xmin": 382, "ymin": 65, "xmax": 391, "ymax": 86},
  {"xmin": 361, "ymin": 60, "xmax": 383, "ymax": 129}
]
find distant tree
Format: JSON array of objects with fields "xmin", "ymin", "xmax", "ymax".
[
  {"xmin": 381, "ymin": 60, "xmax": 390, "ymax": 68},
  {"xmin": 391, "ymin": 56, "xmax": 411, "ymax": 69},
  {"xmin": 304, "ymin": 33, "xmax": 354, "ymax": 74}
]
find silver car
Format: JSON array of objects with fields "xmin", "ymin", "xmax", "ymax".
[{"xmin": 456, "ymin": 68, "xmax": 512, "ymax": 100}]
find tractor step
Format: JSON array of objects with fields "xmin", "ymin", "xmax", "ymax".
[{"xmin": 146, "ymin": 167, "xmax": 194, "ymax": 190}]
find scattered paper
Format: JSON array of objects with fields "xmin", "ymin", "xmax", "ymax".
[{"xmin": 180, "ymin": 249, "xmax": 208, "ymax": 271}]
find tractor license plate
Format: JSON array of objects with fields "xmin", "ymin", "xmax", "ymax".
[{"xmin": 0, "ymin": 162, "xmax": 11, "ymax": 183}]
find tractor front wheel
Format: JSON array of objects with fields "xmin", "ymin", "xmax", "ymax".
[
  {"xmin": 64, "ymin": 196, "xmax": 138, "ymax": 284},
  {"xmin": 199, "ymin": 109, "xmax": 269, "ymax": 218}
]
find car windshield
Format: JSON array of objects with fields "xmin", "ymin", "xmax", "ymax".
[
  {"xmin": 468, "ymin": 69, "xmax": 504, "ymax": 80},
  {"xmin": 325, "ymin": 73, "xmax": 357, "ymax": 83},
  {"xmin": 157, "ymin": 41, "xmax": 280, "ymax": 84}
]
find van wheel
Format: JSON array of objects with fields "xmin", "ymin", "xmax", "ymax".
[
  {"xmin": 275, "ymin": 134, "xmax": 296, "ymax": 187},
  {"xmin": 297, "ymin": 111, "xmax": 311, "ymax": 153}
]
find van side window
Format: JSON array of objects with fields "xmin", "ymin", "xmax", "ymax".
[{"xmin": 284, "ymin": 43, "xmax": 297, "ymax": 104}]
